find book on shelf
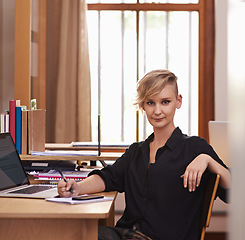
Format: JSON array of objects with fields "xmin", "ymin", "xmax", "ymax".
[
  {"xmin": 9, "ymin": 100, "xmax": 16, "ymax": 143},
  {"xmin": 2, "ymin": 99, "xmax": 46, "ymax": 155},
  {"xmin": 16, "ymin": 106, "xmax": 28, "ymax": 155},
  {"xmin": 15, "ymin": 106, "xmax": 22, "ymax": 154},
  {"xmin": 21, "ymin": 109, "xmax": 28, "ymax": 155},
  {"xmin": 8, "ymin": 100, "xmax": 21, "ymax": 144}
]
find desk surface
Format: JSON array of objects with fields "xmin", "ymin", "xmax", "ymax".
[
  {"xmin": 0, "ymin": 191, "xmax": 117, "ymax": 219},
  {"xmin": 0, "ymin": 191, "xmax": 117, "ymax": 240}
]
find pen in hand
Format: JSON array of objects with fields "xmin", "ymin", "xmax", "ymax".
[{"xmin": 58, "ymin": 169, "xmax": 74, "ymax": 194}]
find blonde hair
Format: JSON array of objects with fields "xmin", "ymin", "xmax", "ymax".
[{"xmin": 135, "ymin": 69, "xmax": 178, "ymax": 110}]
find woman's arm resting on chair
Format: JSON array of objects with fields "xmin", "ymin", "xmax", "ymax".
[{"xmin": 181, "ymin": 154, "xmax": 231, "ymax": 192}]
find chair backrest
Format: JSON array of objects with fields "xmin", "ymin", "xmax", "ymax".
[{"xmin": 200, "ymin": 173, "xmax": 220, "ymax": 240}]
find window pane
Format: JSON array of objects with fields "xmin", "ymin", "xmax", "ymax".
[
  {"xmin": 168, "ymin": 11, "xmax": 199, "ymax": 136},
  {"xmin": 87, "ymin": 11, "xmax": 137, "ymax": 143},
  {"xmin": 86, "ymin": 0, "xmax": 198, "ymax": 3},
  {"xmin": 138, "ymin": 11, "xmax": 198, "ymax": 140},
  {"xmin": 100, "ymin": 11, "xmax": 122, "ymax": 143},
  {"xmin": 87, "ymin": 9, "xmax": 198, "ymax": 144},
  {"xmin": 140, "ymin": 0, "xmax": 198, "ymax": 3},
  {"xmin": 122, "ymin": 12, "xmax": 137, "ymax": 142},
  {"xmin": 139, "ymin": 11, "xmax": 167, "ymax": 73},
  {"xmin": 138, "ymin": 11, "xmax": 168, "ymax": 140},
  {"xmin": 87, "ymin": 11, "xmax": 99, "ymax": 143},
  {"xmin": 86, "ymin": 0, "xmax": 137, "ymax": 3}
]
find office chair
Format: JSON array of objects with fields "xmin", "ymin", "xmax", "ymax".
[{"xmin": 200, "ymin": 173, "xmax": 220, "ymax": 240}]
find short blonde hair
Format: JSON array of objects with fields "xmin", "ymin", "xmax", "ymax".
[{"xmin": 135, "ymin": 69, "xmax": 178, "ymax": 110}]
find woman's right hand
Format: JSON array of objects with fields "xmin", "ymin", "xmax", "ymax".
[
  {"xmin": 57, "ymin": 179, "xmax": 79, "ymax": 197},
  {"xmin": 57, "ymin": 174, "xmax": 106, "ymax": 198}
]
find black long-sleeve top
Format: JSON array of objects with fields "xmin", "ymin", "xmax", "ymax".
[{"xmin": 89, "ymin": 127, "xmax": 228, "ymax": 240}]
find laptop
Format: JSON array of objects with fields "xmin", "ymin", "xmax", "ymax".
[
  {"xmin": 208, "ymin": 121, "xmax": 230, "ymax": 167},
  {"xmin": 0, "ymin": 132, "xmax": 58, "ymax": 198}
]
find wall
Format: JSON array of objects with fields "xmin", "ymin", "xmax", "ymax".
[
  {"xmin": 215, "ymin": 0, "xmax": 229, "ymax": 121},
  {"xmin": 216, "ymin": 1, "xmax": 245, "ymax": 239},
  {"xmin": 0, "ymin": 0, "xmax": 15, "ymax": 113},
  {"xmin": 227, "ymin": 1, "xmax": 245, "ymax": 239},
  {"xmin": 209, "ymin": 0, "xmax": 230, "ymax": 235}
]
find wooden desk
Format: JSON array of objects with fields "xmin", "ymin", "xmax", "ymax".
[{"xmin": 0, "ymin": 191, "xmax": 117, "ymax": 240}]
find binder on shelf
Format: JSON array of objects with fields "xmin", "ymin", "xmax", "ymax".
[
  {"xmin": 21, "ymin": 110, "xmax": 28, "ymax": 155},
  {"xmin": 28, "ymin": 109, "xmax": 46, "ymax": 154},
  {"xmin": 15, "ymin": 106, "xmax": 22, "ymax": 154}
]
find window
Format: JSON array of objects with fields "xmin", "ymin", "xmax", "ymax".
[{"xmin": 86, "ymin": 0, "xmax": 214, "ymax": 143}]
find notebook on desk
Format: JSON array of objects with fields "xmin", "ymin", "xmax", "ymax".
[{"xmin": 0, "ymin": 132, "xmax": 57, "ymax": 199}]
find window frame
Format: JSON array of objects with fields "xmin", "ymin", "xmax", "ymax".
[{"xmin": 87, "ymin": 0, "xmax": 215, "ymax": 142}]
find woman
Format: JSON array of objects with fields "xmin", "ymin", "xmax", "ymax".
[{"xmin": 58, "ymin": 69, "xmax": 230, "ymax": 240}]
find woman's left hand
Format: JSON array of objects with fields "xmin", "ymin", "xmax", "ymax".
[{"xmin": 181, "ymin": 154, "xmax": 210, "ymax": 192}]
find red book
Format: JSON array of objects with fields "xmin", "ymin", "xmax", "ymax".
[{"xmin": 9, "ymin": 100, "xmax": 16, "ymax": 143}]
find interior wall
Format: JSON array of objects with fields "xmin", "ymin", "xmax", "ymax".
[
  {"xmin": 228, "ymin": 1, "xmax": 245, "ymax": 239},
  {"xmin": 0, "ymin": 0, "xmax": 15, "ymax": 113},
  {"xmin": 215, "ymin": 0, "xmax": 228, "ymax": 121},
  {"xmin": 216, "ymin": 1, "xmax": 245, "ymax": 239},
  {"xmin": 0, "ymin": 1, "xmax": 2, "ymax": 104}
]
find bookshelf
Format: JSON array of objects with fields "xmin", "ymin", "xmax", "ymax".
[
  {"xmin": 14, "ymin": 0, "xmax": 31, "ymax": 108},
  {"xmin": 14, "ymin": 0, "xmax": 47, "ymax": 109}
]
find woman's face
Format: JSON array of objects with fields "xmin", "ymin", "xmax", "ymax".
[{"xmin": 143, "ymin": 83, "xmax": 182, "ymax": 131}]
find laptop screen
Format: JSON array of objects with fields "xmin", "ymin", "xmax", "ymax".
[{"xmin": 0, "ymin": 133, "xmax": 29, "ymax": 191}]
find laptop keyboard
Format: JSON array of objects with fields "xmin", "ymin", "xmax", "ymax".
[{"xmin": 9, "ymin": 185, "xmax": 54, "ymax": 194}]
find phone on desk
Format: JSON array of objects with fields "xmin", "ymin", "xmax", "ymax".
[{"xmin": 72, "ymin": 194, "xmax": 104, "ymax": 201}]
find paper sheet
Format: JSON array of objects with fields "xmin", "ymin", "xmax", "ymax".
[
  {"xmin": 46, "ymin": 195, "xmax": 113, "ymax": 205},
  {"xmin": 31, "ymin": 150, "xmax": 98, "ymax": 156}
]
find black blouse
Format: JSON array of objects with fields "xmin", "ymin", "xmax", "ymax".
[{"xmin": 89, "ymin": 127, "xmax": 228, "ymax": 240}]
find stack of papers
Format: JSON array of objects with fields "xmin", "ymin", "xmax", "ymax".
[
  {"xmin": 46, "ymin": 195, "xmax": 113, "ymax": 205},
  {"xmin": 71, "ymin": 142, "xmax": 130, "ymax": 148},
  {"xmin": 31, "ymin": 150, "xmax": 98, "ymax": 156},
  {"xmin": 34, "ymin": 169, "xmax": 92, "ymax": 181}
]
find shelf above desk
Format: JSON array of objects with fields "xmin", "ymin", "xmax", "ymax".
[
  {"xmin": 20, "ymin": 152, "xmax": 122, "ymax": 161},
  {"xmin": 45, "ymin": 143, "xmax": 128, "ymax": 153}
]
